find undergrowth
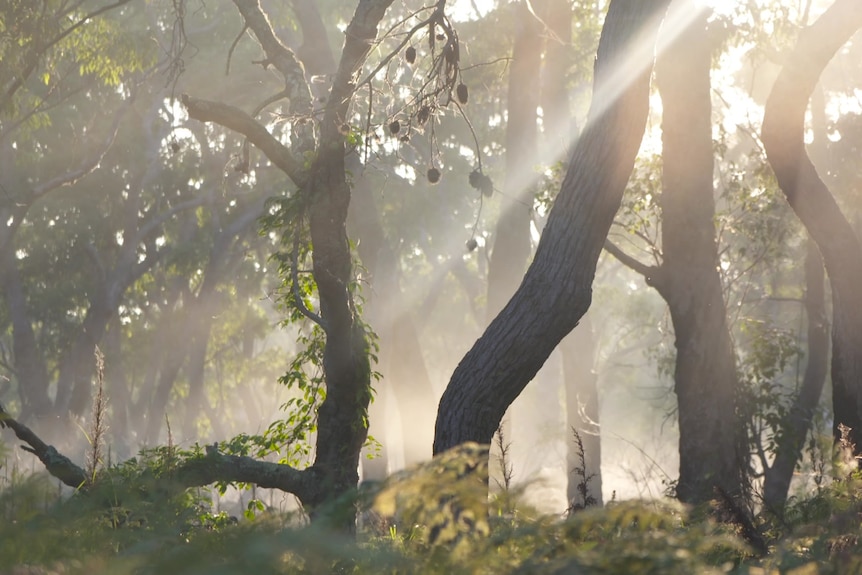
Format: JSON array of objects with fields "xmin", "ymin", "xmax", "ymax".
[{"xmin": 3, "ymin": 442, "xmax": 862, "ymax": 575}]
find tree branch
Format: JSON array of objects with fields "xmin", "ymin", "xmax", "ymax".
[
  {"xmin": 603, "ymin": 239, "xmax": 663, "ymax": 288},
  {"xmin": 181, "ymin": 95, "xmax": 306, "ymax": 187},
  {"xmin": 231, "ymin": 0, "xmax": 315, "ymax": 154},
  {"xmin": 172, "ymin": 443, "xmax": 315, "ymax": 500},
  {"xmin": 0, "ymin": 403, "xmax": 87, "ymax": 488},
  {"xmin": 0, "ymin": 403, "xmax": 318, "ymax": 504}
]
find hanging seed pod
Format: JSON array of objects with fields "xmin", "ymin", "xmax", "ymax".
[
  {"xmin": 405, "ymin": 46, "xmax": 416, "ymax": 64},
  {"xmin": 400, "ymin": 135, "xmax": 410, "ymax": 143},
  {"xmin": 417, "ymin": 105, "xmax": 431, "ymax": 125},
  {"xmin": 427, "ymin": 167, "xmax": 441, "ymax": 184},
  {"xmin": 469, "ymin": 169, "xmax": 494, "ymax": 197},
  {"xmin": 466, "ymin": 238, "xmax": 478, "ymax": 252},
  {"xmin": 456, "ymin": 83, "xmax": 468, "ymax": 104},
  {"xmin": 444, "ymin": 43, "xmax": 457, "ymax": 66},
  {"xmin": 389, "ymin": 120, "xmax": 400, "ymax": 135}
]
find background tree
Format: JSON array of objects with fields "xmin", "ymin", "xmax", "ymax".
[{"xmin": 762, "ymin": 0, "xmax": 862, "ymax": 454}]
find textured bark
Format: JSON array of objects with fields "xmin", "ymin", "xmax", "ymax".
[
  {"xmin": 434, "ymin": 0, "xmax": 672, "ymax": 453},
  {"xmin": 654, "ymin": 4, "xmax": 746, "ymax": 503},
  {"xmin": 762, "ymin": 240, "xmax": 828, "ymax": 511},
  {"xmin": 302, "ymin": 0, "xmax": 394, "ymax": 515},
  {"xmin": 761, "ymin": 0, "xmax": 862, "ymax": 452}
]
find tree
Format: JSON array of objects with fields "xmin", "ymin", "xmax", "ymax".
[
  {"xmin": 434, "ymin": 0, "xmax": 672, "ymax": 453},
  {"xmin": 761, "ymin": 0, "xmax": 862, "ymax": 453},
  {"xmin": 605, "ymin": 2, "xmax": 747, "ymax": 504}
]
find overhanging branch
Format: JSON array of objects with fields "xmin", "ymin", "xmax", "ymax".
[{"xmin": 182, "ymin": 95, "xmax": 306, "ymax": 187}]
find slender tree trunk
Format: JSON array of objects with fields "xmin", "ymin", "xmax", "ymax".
[
  {"xmin": 653, "ymin": 3, "xmax": 746, "ymax": 503},
  {"xmin": 763, "ymin": 240, "xmax": 828, "ymax": 510},
  {"xmin": 1, "ymin": 253, "xmax": 52, "ymax": 423},
  {"xmin": 434, "ymin": 0, "xmax": 672, "ymax": 453},
  {"xmin": 348, "ymin": 166, "xmax": 437, "ymax": 478},
  {"xmin": 761, "ymin": 0, "xmax": 862, "ymax": 452},
  {"xmin": 485, "ymin": 0, "xmax": 542, "ymax": 321},
  {"xmin": 301, "ymin": 1, "xmax": 396, "ymax": 522}
]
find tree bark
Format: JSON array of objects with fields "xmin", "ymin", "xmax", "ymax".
[
  {"xmin": 434, "ymin": 0, "xmax": 672, "ymax": 453},
  {"xmin": 654, "ymin": 3, "xmax": 746, "ymax": 504},
  {"xmin": 761, "ymin": 0, "xmax": 862, "ymax": 452}
]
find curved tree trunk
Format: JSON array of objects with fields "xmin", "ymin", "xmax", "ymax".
[
  {"xmin": 761, "ymin": 0, "xmax": 862, "ymax": 453},
  {"xmin": 434, "ymin": 0, "xmax": 672, "ymax": 453}
]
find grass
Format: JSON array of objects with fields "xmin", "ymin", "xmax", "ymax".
[{"xmin": 3, "ymin": 439, "xmax": 862, "ymax": 575}]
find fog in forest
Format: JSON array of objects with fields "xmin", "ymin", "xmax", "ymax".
[{"xmin": 2, "ymin": 0, "xmax": 861, "ymax": 524}]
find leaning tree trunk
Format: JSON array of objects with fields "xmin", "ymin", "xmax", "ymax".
[
  {"xmin": 434, "ymin": 0, "xmax": 672, "ymax": 453},
  {"xmin": 761, "ymin": 0, "xmax": 862, "ymax": 453},
  {"xmin": 654, "ymin": 3, "xmax": 747, "ymax": 504}
]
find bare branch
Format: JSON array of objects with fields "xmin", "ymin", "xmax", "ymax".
[
  {"xmin": 0, "ymin": 403, "xmax": 317, "ymax": 503},
  {"xmin": 173, "ymin": 443, "xmax": 315, "ymax": 499},
  {"xmin": 231, "ymin": 0, "xmax": 315, "ymax": 154},
  {"xmin": 603, "ymin": 239, "xmax": 662, "ymax": 287},
  {"xmin": 0, "ymin": 403, "xmax": 87, "ymax": 488},
  {"xmin": 182, "ymin": 95, "xmax": 307, "ymax": 187}
]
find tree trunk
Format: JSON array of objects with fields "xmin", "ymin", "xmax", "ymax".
[
  {"xmin": 761, "ymin": 0, "xmax": 862, "ymax": 452},
  {"xmin": 762, "ymin": 240, "xmax": 828, "ymax": 511},
  {"xmin": 301, "ymin": 0, "xmax": 395, "ymax": 523},
  {"xmin": 653, "ymin": 3, "xmax": 746, "ymax": 504},
  {"xmin": 434, "ymin": 0, "xmax": 672, "ymax": 453},
  {"xmin": 485, "ymin": 0, "xmax": 542, "ymax": 321},
  {"xmin": 1, "ymin": 252, "xmax": 52, "ymax": 423}
]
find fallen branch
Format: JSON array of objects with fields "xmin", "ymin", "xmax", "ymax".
[
  {"xmin": 0, "ymin": 404, "xmax": 317, "ymax": 505},
  {"xmin": 0, "ymin": 404, "xmax": 86, "ymax": 488}
]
